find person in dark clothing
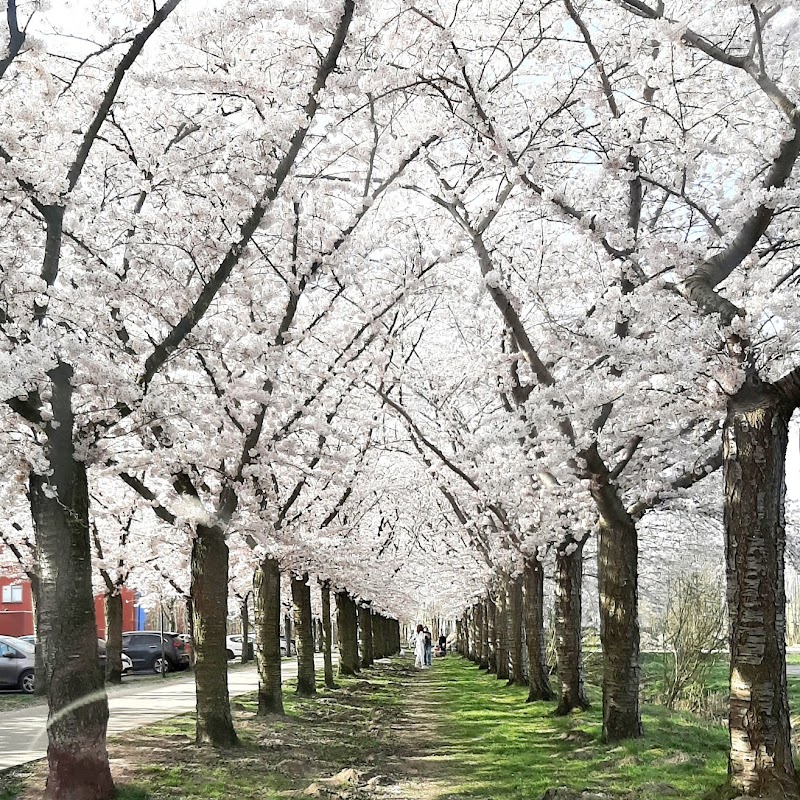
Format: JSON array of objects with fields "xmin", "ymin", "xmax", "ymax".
[
  {"xmin": 423, "ymin": 626, "xmax": 432, "ymax": 666},
  {"xmin": 438, "ymin": 633, "xmax": 447, "ymax": 655}
]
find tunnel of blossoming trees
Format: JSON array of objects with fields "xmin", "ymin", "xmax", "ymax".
[{"xmin": 0, "ymin": 0, "xmax": 799, "ymax": 797}]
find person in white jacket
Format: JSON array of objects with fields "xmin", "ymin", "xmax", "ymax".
[{"xmin": 414, "ymin": 624, "xmax": 426, "ymax": 669}]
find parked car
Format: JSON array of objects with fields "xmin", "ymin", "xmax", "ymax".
[
  {"xmin": 121, "ymin": 631, "xmax": 190, "ymax": 673},
  {"xmin": 225, "ymin": 634, "xmax": 294, "ymax": 659},
  {"xmin": 17, "ymin": 635, "xmax": 130, "ymax": 677},
  {"xmin": 97, "ymin": 641, "xmax": 133, "ymax": 675},
  {"xmin": 225, "ymin": 634, "xmax": 254, "ymax": 660},
  {"xmin": 0, "ymin": 635, "xmax": 35, "ymax": 693},
  {"xmin": 171, "ymin": 633, "xmax": 192, "ymax": 662}
]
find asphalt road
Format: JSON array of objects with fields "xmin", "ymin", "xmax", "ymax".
[{"xmin": 0, "ymin": 655, "xmax": 325, "ymax": 770}]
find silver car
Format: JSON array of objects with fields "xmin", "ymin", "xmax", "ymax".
[{"xmin": 0, "ymin": 635, "xmax": 35, "ymax": 693}]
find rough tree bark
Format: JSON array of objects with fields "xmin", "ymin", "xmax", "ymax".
[
  {"xmin": 477, "ymin": 602, "xmax": 488, "ymax": 669},
  {"xmin": 30, "ymin": 364, "xmax": 113, "ymax": 800},
  {"xmin": 496, "ymin": 588, "xmax": 509, "ymax": 680},
  {"xmin": 554, "ymin": 538, "xmax": 590, "ymax": 714},
  {"xmin": 284, "ymin": 612, "xmax": 293, "ymax": 656},
  {"xmin": 372, "ymin": 613, "xmax": 385, "ymax": 660},
  {"xmin": 104, "ymin": 591, "xmax": 124, "ymax": 684},
  {"xmin": 508, "ymin": 576, "xmax": 525, "ymax": 686},
  {"xmin": 240, "ymin": 594, "xmax": 251, "ymax": 665},
  {"xmin": 336, "ymin": 590, "xmax": 360, "ymax": 675},
  {"xmin": 486, "ymin": 595, "xmax": 497, "ymax": 674},
  {"xmin": 30, "ymin": 575, "xmax": 46, "ymax": 696},
  {"xmin": 596, "ymin": 498, "xmax": 642, "ymax": 741},
  {"xmin": 524, "ymin": 558, "xmax": 555, "ymax": 702},
  {"xmin": 725, "ymin": 382, "xmax": 797, "ymax": 797},
  {"xmin": 191, "ymin": 523, "xmax": 237, "ymax": 746},
  {"xmin": 254, "ymin": 557, "xmax": 284, "ymax": 715},
  {"xmin": 291, "ymin": 573, "xmax": 316, "ymax": 696},
  {"xmin": 359, "ymin": 605, "xmax": 374, "ymax": 668},
  {"xmin": 320, "ymin": 582, "xmax": 336, "ymax": 689},
  {"xmin": 581, "ymin": 441, "xmax": 644, "ymax": 741},
  {"xmin": 468, "ymin": 606, "xmax": 477, "ymax": 662}
]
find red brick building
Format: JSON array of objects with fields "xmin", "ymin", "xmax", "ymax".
[{"xmin": 0, "ymin": 576, "xmax": 136, "ymax": 638}]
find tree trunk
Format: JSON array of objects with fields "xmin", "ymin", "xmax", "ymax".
[
  {"xmin": 496, "ymin": 588, "xmax": 509, "ymax": 680},
  {"xmin": 478, "ymin": 602, "xmax": 489, "ymax": 669},
  {"xmin": 30, "ymin": 573, "xmax": 46, "ymax": 697},
  {"xmin": 596, "ymin": 499, "xmax": 642, "ymax": 741},
  {"xmin": 191, "ymin": 523, "xmax": 238, "ymax": 746},
  {"xmin": 186, "ymin": 597, "xmax": 195, "ymax": 669},
  {"xmin": 554, "ymin": 538, "xmax": 590, "ymax": 715},
  {"xmin": 524, "ymin": 558, "xmax": 555, "ymax": 702},
  {"xmin": 240, "ymin": 595, "xmax": 251, "ymax": 665},
  {"xmin": 486, "ymin": 595, "xmax": 497, "ymax": 674},
  {"xmin": 508, "ymin": 577, "xmax": 525, "ymax": 685},
  {"xmin": 725, "ymin": 384, "xmax": 797, "ymax": 797},
  {"xmin": 359, "ymin": 605, "xmax": 374, "ymax": 668},
  {"xmin": 284, "ymin": 612, "xmax": 293, "ymax": 656},
  {"xmin": 291, "ymin": 573, "xmax": 316, "ymax": 696},
  {"xmin": 468, "ymin": 606, "xmax": 477, "ymax": 662},
  {"xmin": 30, "ymin": 362, "xmax": 114, "ymax": 800},
  {"xmin": 372, "ymin": 613, "xmax": 385, "ymax": 660},
  {"xmin": 336, "ymin": 590, "xmax": 360, "ymax": 675},
  {"xmin": 254, "ymin": 557, "xmax": 284, "ymax": 715},
  {"xmin": 455, "ymin": 619, "xmax": 463, "ymax": 655},
  {"xmin": 104, "ymin": 590, "xmax": 124, "ymax": 685},
  {"xmin": 321, "ymin": 582, "xmax": 336, "ymax": 689}
]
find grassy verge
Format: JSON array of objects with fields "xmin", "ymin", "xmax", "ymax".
[
  {"xmin": 429, "ymin": 656, "xmax": 729, "ymax": 800},
  {"xmin": 5, "ymin": 662, "xmax": 414, "ymax": 799}
]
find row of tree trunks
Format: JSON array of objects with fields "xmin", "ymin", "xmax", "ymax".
[
  {"xmin": 460, "ymin": 549, "xmax": 586, "ymax": 713},
  {"xmin": 291, "ymin": 573, "xmax": 316, "ymax": 696}
]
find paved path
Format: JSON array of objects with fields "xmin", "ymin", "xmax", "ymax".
[{"xmin": 0, "ymin": 656, "xmax": 325, "ymax": 770}]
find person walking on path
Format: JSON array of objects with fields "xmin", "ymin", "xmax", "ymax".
[
  {"xmin": 414, "ymin": 624, "xmax": 426, "ymax": 669},
  {"xmin": 423, "ymin": 626, "xmax": 432, "ymax": 666}
]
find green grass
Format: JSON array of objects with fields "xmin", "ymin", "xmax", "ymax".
[
  {"xmin": 430, "ymin": 657, "xmax": 729, "ymax": 800},
  {"xmin": 0, "ymin": 692, "xmax": 46, "ymax": 713}
]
